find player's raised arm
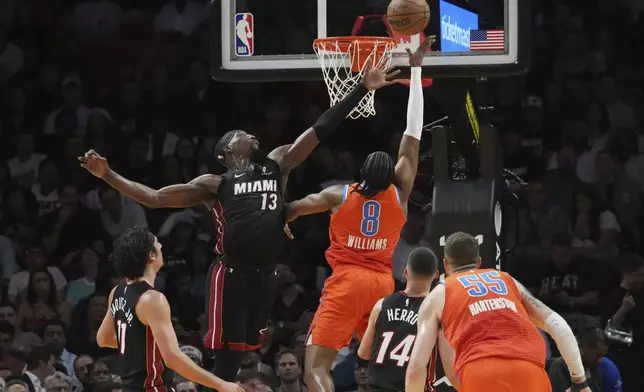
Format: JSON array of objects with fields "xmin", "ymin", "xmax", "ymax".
[
  {"xmin": 137, "ymin": 290, "xmax": 243, "ymax": 392},
  {"xmin": 285, "ymin": 184, "xmax": 344, "ymax": 222},
  {"xmin": 80, "ymin": 150, "xmax": 218, "ymax": 208},
  {"xmin": 96, "ymin": 287, "xmax": 118, "ymax": 349},
  {"xmin": 357, "ymin": 298, "xmax": 384, "ymax": 361},
  {"xmin": 268, "ymin": 66, "xmax": 400, "ymax": 173},
  {"xmin": 514, "ymin": 279, "xmax": 591, "ymax": 392},
  {"xmin": 395, "ymin": 36, "xmax": 435, "ymax": 202},
  {"xmin": 406, "ymin": 284, "xmax": 443, "ymax": 392}
]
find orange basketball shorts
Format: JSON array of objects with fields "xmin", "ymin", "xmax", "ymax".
[
  {"xmin": 307, "ymin": 265, "xmax": 394, "ymax": 350},
  {"xmin": 458, "ymin": 357, "xmax": 551, "ymax": 392}
]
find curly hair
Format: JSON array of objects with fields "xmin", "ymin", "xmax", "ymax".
[{"xmin": 109, "ymin": 226, "xmax": 156, "ymax": 280}]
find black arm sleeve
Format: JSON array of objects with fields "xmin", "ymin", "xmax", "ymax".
[{"xmin": 312, "ymin": 83, "xmax": 369, "ymax": 140}]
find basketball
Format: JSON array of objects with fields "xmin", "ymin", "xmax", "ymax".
[{"xmin": 386, "ymin": 0, "xmax": 430, "ymax": 36}]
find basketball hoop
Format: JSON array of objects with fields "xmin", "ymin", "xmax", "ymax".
[{"xmin": 313, "ymin": 36, "xmax": 398, "ymax": 119}]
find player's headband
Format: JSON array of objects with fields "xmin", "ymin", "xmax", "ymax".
[{"xmin": 214, "ymin": 130, "xmax": 238, "ymax": 166}]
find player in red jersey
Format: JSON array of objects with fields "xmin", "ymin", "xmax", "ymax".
[
  {"xmin": 406, "ymin": 232, "xmax": 592, "ymax": 392},
  {"xmin": 285, "ymin": 37, "xmax": 435, "ymax": 392}
]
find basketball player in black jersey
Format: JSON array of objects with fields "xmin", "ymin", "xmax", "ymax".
[
  {"xmin": 81, "ymin": 66, "xmax": 399, "ymax": 383},
  {"xmin": 96, "ymin": 226, "xmax": 244, "ymax": 392},
  {"xmin": 356, "ymin": 247, "xmax": 439, "ymax": 392}
]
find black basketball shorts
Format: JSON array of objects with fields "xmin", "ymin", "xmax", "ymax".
[{"xmin": 203, "ymin": 259, "xmax": 279, "ymax": 351}]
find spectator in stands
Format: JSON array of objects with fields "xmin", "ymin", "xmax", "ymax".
[
  {"xmin": 89, "ymin": 361, "xmax": 110, "ymax": 385},
  {"xmin": 593, "ymin": 151, "xmax": 642, "ymax": 242},
  {"xmin": 4, "ymin": 378, "xmax": 30, "ymax": 392},
  {"xmin": 24, "ymin": 345, "xmax": 56, "ymax": 392},
  {"xmin": 545, "ymin": 146, "xmax": 582, "ymax": 213},
  {"xmin": 515, "ymin": 181, "xmax": 569, "ymax": 260},
  {"xmin": 602, "ymin": 253, "xmax": 644, "ymax": 391},
  {"xmin": 164, "ymin": 264, "xmax": 202, "ymax": 332},
  {"xmin": 41, "ymin": 183, "xmax": 104, "ymax": 259},
  {"xmin": 348, "ymin": 365, "xmax": 370, "ymax": 392},
  {"xmin": 98, "ymin": 187, "xmax": 148, "ymax": 239},
  {"xmin": 17, "ymin": 268, "xmax": 71, "ymax": 330},
  {"xmin": 548, "ymin": 327, "xmax": 608, "ymax": 392},
  {"xmin": 31, "ymin": 160, "xmax": 60, "ymax": 217},
  {"xmin": 272, "ymin": 265, "xmax": 313, "ymax": 337},
  {"xmin": 274, "ymin": 349, "xmax": 306, "ymax": 392},
  {"xmin": 65, "ymin": 247, "xmax": 101, "ymax": 306},
  {"xmin": 42, "ymin": 74, "xmax": 91, "ymax": 136},
  {"xmin": 73, "ymin": 355, "xmax": 93, "ymax": 390},
  {"xmin": 43, "ymin": 371, "xmax": 75, "ymax": 392},
  {"xmin": 236, "ymin": 370, "xmax": 273, "ymax": 392},
  {"xmin": 569, "ymin": 187, "xmax": 620, "ymax": 258},
  {"xmin": 7, "ymin": 133, "xmax": 45, "ymax": 189},
  {"xmin": 7, "ymin": 246, "xmax": 66, "ymax": 303},
  {"xmin": 68, "ymin": 293, "xmax": 114, "ymax": 358},
  {"xmin": 531, "ymin": 233, "xmax": 602, "ymax": 318},
  {"xmin": 176, "ymin": 380, "xmax": 198, "ymax": 392},
  {"xmin": 40, "ymin": 320, "xmax": 75, "ymax": 377}
]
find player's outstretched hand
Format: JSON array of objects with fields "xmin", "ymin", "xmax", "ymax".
[
  {"xmin": 218, "ymin": 381, "xmax": 244, "ymax": 392},
  {"xmin": 405, "ymin": 35, "xmax": 436, "ymax": 67},
  {"xmin": 362, "ymin": 64, "xmax": 401, "ymax": 91},
  {"xmin": 78, "ymin": 149, "xmax": 110, "ymax": 178}
]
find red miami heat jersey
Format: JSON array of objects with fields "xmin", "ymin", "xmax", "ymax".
[
  {"xmin": 441, "ymin": 269, "xmax": 546, "ymax": 376},
  {"xmin": 325, "ymin": 183, "xmax": 406, "ymax": 273}
]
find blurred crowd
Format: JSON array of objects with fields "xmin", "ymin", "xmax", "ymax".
[{"xmin": 0, "ymin": 0, "xmax": 643, "ymax": 392}]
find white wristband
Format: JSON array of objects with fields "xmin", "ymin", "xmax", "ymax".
[
  {"xmin": 403, "ymin": 67, "xmax": 423, "ymax": 141},
  {"xmin": 544, "ymin": 312, "xmax": 585, "ymax": 378}
]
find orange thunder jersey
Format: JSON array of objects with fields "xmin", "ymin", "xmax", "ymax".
[
  {"xmin": 440, "ymin": 269, "xmax": 546, "ymax": 376},
  {"xmin": 325, "ymin": 183, "xmax": 406, "ymax": 273}
]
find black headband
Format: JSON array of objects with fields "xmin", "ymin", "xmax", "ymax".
[{"xmin": 214, "ymin": 130, "xmax": 238, "ymax": 166}]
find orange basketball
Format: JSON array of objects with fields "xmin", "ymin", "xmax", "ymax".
[{"xmin": 386, "ymin": 0, "xmax": 430, "ymax": 36}]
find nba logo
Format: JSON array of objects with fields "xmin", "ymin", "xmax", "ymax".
[{"xmin": 235, "ymin": 13, "xmax": 254, "ymax": 57}]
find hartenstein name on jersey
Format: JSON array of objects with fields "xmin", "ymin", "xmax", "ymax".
[
  {"xmin": 469, "ymin": 297, "xmax": 517, "ymax": 316},
  {"xmin": 111, "ymin": 298, "xmax": 134, "ymax": 325},
  {"xmin": 386, "ymin": 308, "xmax": 419, "ymax": 325},
  {"xmin": 233, "ymin": 179, "xmax": 278, "ymax": 195},
  {"xmin": 347, "ymin": 235, "xmax": 388, "ymax": 250}
]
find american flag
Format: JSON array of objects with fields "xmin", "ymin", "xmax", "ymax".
[{"xmin": 470, "ymin": 29, "xmax": 505, "ymax": 51}]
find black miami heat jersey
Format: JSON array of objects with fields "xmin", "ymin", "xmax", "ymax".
[
  {"xmin": 211, "ymin": 158, "xmax": 286, "ymax": 266},
  {"xmin": 370, "ymin": 291, "xmax": 436, "ymax": 392},
  {"xmin": 111, "ymin": 281, "xmax": 174, "ymax": 391}
]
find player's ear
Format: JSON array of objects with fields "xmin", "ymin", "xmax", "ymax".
[
  {"xmin": 433, "ymin": 270, "xmax": 439, "ymax": 281},
  {"xmin": 442, "ymin": 259, "xmax": 450, "ymax": 275},
  {"xmin": 475, "ymin": 257, "xmax": 482, "ymax": 268},
  {"xmin": 403, "ymin": 267, "xmax": 409, "ymax": 280}
]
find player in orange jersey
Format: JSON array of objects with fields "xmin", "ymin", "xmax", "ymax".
[
  {"xmin": 406, "ymin": 232, "xmax": 592, "ymax": 392},
  {"xmin": 285, "ymin": 36, "xmax": 435, "ymax": 392}
]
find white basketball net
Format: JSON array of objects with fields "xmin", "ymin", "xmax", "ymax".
[{"xmin": 314, "ymin": 38, "xmax": 397, "ymax": 119}]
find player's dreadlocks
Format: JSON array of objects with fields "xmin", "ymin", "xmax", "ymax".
[{"xmin": 352, "ymin": 151, "xmax": 395, "ymax": 198}]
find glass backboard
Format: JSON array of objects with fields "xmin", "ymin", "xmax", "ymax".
[{"xmin": 210, "ymin": 0, "xmax": 530, "ymax": 82}]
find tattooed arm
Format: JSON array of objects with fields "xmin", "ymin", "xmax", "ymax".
[{"xmin": 514, "ymin": 279, "xmax": 588, "ymax": 387}]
